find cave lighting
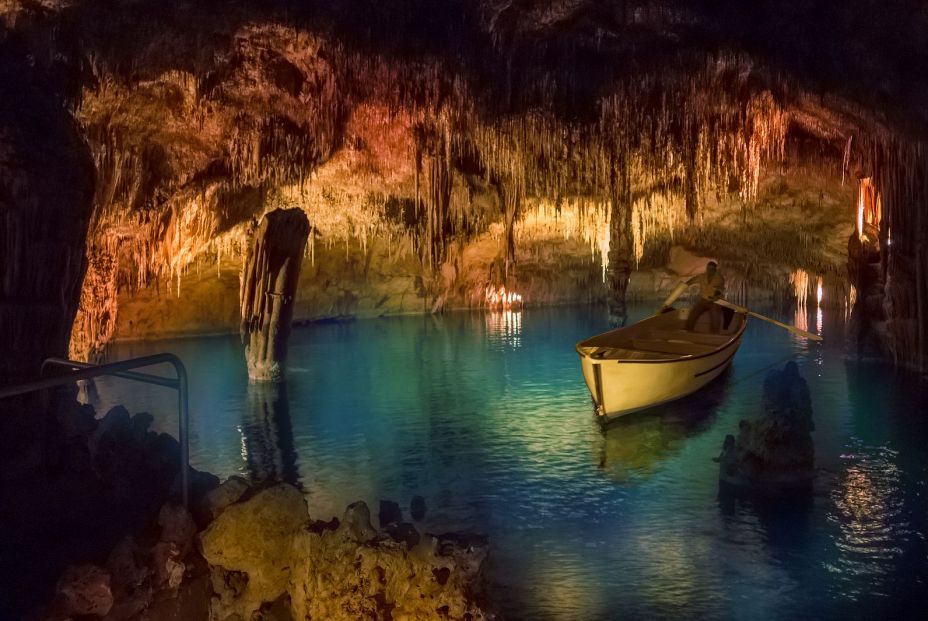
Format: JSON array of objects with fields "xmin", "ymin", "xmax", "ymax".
[
  {"xmin": 485, "ymin": 285, "xmax": 523, "ymax": 310},
  {"xmin": 816, "ymin": 276, "xmax": 823, "ymax": 306},
  {"xmin": 856, "ymin": 177, "xmax": 882, "ymax": 241},
  {"xmin": 857, "ymin": 195, "xmax": 864, "ymax": 241},
  {"xmin": 791, "ymin": 269, "xmax": 810, "ymax": 308}
]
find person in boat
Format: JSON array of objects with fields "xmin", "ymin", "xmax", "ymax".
[
  {"xmin": 684, "ymin": 260, "xmax": 725, "ymax": 332},
  {"xmin": 661, "ymin": 260, "xmax": 726, "ymax": 333}
]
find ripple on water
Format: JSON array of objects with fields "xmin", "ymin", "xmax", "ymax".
[{"xmin": 94, "ymin": 305, "xmax": 928, "ymax": 619}]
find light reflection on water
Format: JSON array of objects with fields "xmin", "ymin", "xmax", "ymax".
[{"xmin": 94, "ymin": 304, "xmax": 928, "ymax": 619}]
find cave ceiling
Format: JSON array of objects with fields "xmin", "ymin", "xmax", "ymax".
[{"xmin": 2, "ymin": 0, "xmax": 927, "ymax": 356}]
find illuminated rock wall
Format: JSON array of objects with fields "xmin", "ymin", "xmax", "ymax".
[{"xmin": 1, "ymin": 1, "xmax": 925, "ymax": 368}]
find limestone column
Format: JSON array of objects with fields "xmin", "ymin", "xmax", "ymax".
[{"xmin": 240, "ymin": 208, "xmax": 309, "ymax": 381}]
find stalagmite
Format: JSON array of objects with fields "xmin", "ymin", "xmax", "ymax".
[{"xmin": 240, "ymin": 209, "xmax": 310, "ymax": 381}]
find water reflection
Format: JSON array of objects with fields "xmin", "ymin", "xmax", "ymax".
[
  {"xmin": 826, "ymin": 444, "xmax": 906, "ymax": 599},
  {"xmin": 485, "ymin": 310, "xmax": 522, "ymax": 348},
  {"xmin": 597, "ymin": 372, "xmax": 729, "ymax": 482},
  {"xmin": 93, "ymin": 305, "xmax": 928, "ymax": 620},
  {"xmin": 242, "ymin": 382, "xmax": 301, "ymax": 486}
]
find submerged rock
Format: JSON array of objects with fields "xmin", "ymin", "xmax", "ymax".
[
  {"xmin": 410, "ymin": 495, "xmax": 427, "ymax": 521},
  {"xmin": 158, "ymin": 502, "xmax": 197, "ymax": 556},
  {"xmin": 718, "ymin": 361, "xmax": 815, "ymax": 492},
  {"xmin": 379, "ymin": 499, "xmax": 403, "ymax": 527}
]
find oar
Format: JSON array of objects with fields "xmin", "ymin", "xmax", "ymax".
[{"xmin": 714, "ymin": 299, "xmax": 823, "ymax": 342}]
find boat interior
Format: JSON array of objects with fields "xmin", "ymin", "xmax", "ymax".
[{"xmin": 577, "ymin": 307, "xmax": 745, "ymax": 361}]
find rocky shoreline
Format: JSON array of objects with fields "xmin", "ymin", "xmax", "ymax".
[{"xmin": 6, "ymin": 399, "xmax": 488, "ymax": 620}]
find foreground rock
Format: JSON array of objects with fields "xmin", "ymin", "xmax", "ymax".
[
  {"xmin": 717, "ymin": 361, "xmax": 815, "ymax": 492},
  {"xmin": 200, "ymin": 483, "xmax": 488, "ymax": 620},
  {"xmin": 22, "ymin": 398, "xmax": 488, "ymax": 620}
]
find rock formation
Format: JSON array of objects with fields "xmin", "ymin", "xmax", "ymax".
[
  {"xmin": 199, "ymin": 483, "xmax": 488, "ymax": 620},
  {"xmin": 1, "ymin": 1, "xmax": 922, "ymax": 358},
  {"xmin": 717, "ymin": 361, "xmax": 815, "ymax": 492},
  {"xmin": 240, "ymin": 209, "xmax": 310, "ymax": 381}
]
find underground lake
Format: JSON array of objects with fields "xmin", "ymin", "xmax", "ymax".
[{"xmin": 85, "ymin": 303, "xmax": 928, "ymax": 620}]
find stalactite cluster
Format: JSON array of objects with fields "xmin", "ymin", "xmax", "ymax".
[
  {"xmin": 5, "ymin": 0, "xmax": 924, "ymax": 363},
  {"xmin": 846, "ymin": 134, "xmax": 928, "ymax": 369}
]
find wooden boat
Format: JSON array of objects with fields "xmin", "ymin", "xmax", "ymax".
[{"xmin": 576, "ymin": 307, "xmax": 747, "ymax": 422}]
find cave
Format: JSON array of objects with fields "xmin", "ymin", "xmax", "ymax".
[{"xmin": 2, "ymin": 1, "xmax": 928, "ymax": 619}]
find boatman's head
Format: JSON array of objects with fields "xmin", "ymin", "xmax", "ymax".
[{"xmin": 706, "ymin": 260, "xmax": 718, "ymax": 275}]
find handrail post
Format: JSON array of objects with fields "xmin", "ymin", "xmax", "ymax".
[
  {"xmin": 176, "ymin": 362, "xmax": 190, "ymax": 508},
  {"xmin": 4, "ymin": 354, "xmax": 193, "ymax": 507}
]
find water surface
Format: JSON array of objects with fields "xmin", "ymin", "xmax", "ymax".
[{"xmin": 97, "ymin": 304, "xmax": 928, "ymax": 620}]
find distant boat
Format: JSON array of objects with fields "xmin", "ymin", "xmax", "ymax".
[{"xmin": 576, "ymin": 307, "xmax": 747, "ymax": 423}]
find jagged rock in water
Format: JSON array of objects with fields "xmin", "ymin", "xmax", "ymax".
[
  {"xmin": 240, "ymin": 208, "xmax": 311, "ymax": 381},
  {"xmin": 198, "ymin": 484, "xmax": 487, "ymax": 620},
  {"xmin": 379, "ymin": 499, "xmax": 403, "ymax": 527},
  {"xmin": 718, "ymin": 361, "xmax": 815, "ymax": 492},
  {"xmin": 410, "ymin": 495, "xmax": 427, "ymax": 521}
]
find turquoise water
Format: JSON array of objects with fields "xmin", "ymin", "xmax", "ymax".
[{"xmin": 96, "ymin": 304, "xmax": 928, "ymax": 620}]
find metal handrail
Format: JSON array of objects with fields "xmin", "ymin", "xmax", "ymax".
[{"xmin": 0, "ymin": 353, "xmax": 190, "ymax": 506}]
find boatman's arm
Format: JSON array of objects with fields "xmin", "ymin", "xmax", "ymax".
[{"xmin": 659, "ymin": 280, "xmax": 691, "ymax": 312}]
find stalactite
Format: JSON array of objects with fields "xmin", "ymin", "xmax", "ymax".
[{"xmin": 60, "ymin": 14, "xmax": 905, "ymax": 360}]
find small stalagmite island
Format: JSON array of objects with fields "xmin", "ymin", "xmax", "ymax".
[{"xmin": 2, "ymin": 1, "xmax": 928, "ymax": 619}]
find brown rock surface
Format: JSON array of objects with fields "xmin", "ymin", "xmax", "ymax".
[
  {"xmin": 240, "ymin": 208, "xmax": 310, "ymax": 381},
  {"xmin": 198, "ymin": 483, "xmax": 487, "ymax": 620}
]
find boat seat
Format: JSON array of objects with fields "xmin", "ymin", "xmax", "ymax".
[
  {"xmin": 646, "ymin": 330, "xmax": 731, "ymax": 346},
  {"xmin": 586, "ymin": 346, "xmax": 665, "ymax": 361},
  {"xmin": 631, "ymin": 339, "xmax": 716, "ymax": 356}
]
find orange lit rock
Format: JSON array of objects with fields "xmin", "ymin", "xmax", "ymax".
[
  {"xmin": 198, "ymin": 484, "xmax": 487, "ymax": 620},
  {"xmin": 240, "ymin": 209, "xmax": 310, "ymax": 381}
]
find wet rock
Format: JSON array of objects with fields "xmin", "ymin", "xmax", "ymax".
[
  {"xmin": 344, "ymin": 500, "xmax": 379, "ymax": 543},
  {"xmin": 150, "ymin": 542, "xmax": 185, "ymax": 591},
  {"xmin": 199, "ymin": 476, "xmax": 251, "ymax": 523},
  {"xmin": 379, "ymin": 499, "xmax": 402, "ymax": 527},
  {"xmin": 197, "ymin": 484, "xmax": 487, "ymax": 620},
  {"xmin": 290, "ymin": 520, "xmax": 488, "ymax": 621},
  {"xmin": 158, "ymin": 502, "xmax": 197, "ymax": 556},
  {"xmin": 129, "ymin": 412, "xmax": 155, "ymax": 444},
  {"xmin": 104, "ymin": 537, "xmax": 152, "ymax": 620},
  {"xmin": 718, "ymin": 361, "xmax": 815, "ymax": 492},
  {"xmin": 172, "ymin": 467, "xmax": 222, "ymax": 509},
  {"xmin": 141, "ymin": 432, "xmax": 181, "ymax": 488},
  {"xmin": 410, "ymin": 495, "xmax": 427, "ymax": 521},
  {"xmin": 384, "ymin": 522, "xmax": 421, "ymax": 549},
  {"xmin": 199, "ymin": 484, "xmax": 308, "ymax": 619},
  {"xmin": 56, "ymin": 399, "xmax": 98, "ymax": 441},
  {"xmin": 106, "ymin": 537, "xmax": 148, "ymax": 592},
  {"xmin": 89, "ymin": 406, "xmax": 133, "ymax": 458},
  {"xmin": 55, "ymin": 564, "xmax": 114, "ymax": 617}
]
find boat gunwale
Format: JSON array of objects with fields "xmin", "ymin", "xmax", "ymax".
[{"xmin": 575, "ymin": 312, "xmax": 748, "ymax": 364}]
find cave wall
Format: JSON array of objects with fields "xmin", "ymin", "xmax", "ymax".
[
  {"xmin": 0, "ymin": 1, "xmax": 926, "ymax": 367},
  {"xmin": 0, "ymin": 36, "xmax": 95, "ymax": 477},
  {"xmin": 0, "ymin": 44, "xmax": 94, "ymax": 380}
]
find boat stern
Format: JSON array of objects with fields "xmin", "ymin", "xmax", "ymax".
[{"xmin": 576, "ymin": 347, "xmax": 606, "ymax": 413}]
